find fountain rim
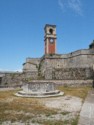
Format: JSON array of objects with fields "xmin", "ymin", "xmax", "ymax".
[{"xmin": 15, "ymin": 82, "xmax": 64, "ymax": 98}]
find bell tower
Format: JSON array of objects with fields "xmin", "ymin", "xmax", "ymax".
[{"xmin": 44, "ymin": 24, "xmax": 57, "ymax": 54}]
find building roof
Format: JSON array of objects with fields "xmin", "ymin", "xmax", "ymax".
[{"xmin": 44, "ymin": 24, "xmax": 56, "ymax": 30}]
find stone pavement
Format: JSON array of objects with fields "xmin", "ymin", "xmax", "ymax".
[{"xmin": 78, "ymin": 89, "xmax": 94, "ymax": 125}]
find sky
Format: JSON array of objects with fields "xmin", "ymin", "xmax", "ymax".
[{"xmin": 0, "ymin": 0, "xmax": 94, "ymax": 71}]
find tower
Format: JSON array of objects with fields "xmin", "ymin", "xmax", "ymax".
[{"xmin": 44, "ymin": 24, "xmax": 57, "ymax": 54}]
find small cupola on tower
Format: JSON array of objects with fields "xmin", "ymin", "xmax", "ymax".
[{"xmin": 44, "ymin": 24, "xmax": 57, "ymax": 55}]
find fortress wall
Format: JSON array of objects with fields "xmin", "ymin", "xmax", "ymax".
[
  {"xmin": 0, "ymin": 72, "xmax": 23, "ymax": 86},
  {"xmin": 31, "ymin": 80, "xmax": 93, "ymax": 87},
  {"xmin": 53, "ymin": 68, "xmax": 93, "ymax": 80},
  {"xmin": 22, "ymin": 49, "xmax": 94, "ymax": 81},
  {"xmin": 0, "ymin": 71, "xmax": 39, "ymax": 86},
  {"xmin": 23, "ymin": 58, "xmax": 41, "ymax": 72},
  {"xmin": 45, "ymin": 58, "xmax": 64, "ymax": 68},
  {"xmin": 40, "ymin": 58, "xmax": 65, "ymax": 77},
  {"xmin": 60, "ymin": 49, "xmax": 94, "ymax": 68},
  {"xmin": 23, "ymin": 63, "xmax": 38, "ymax": 72},
  {"xmin": 23, "ymin": 72, "xmax": 38, "ymax": 80},
  {"xmin": 40, "ymin": 54, "xmax": 94, "ymax": 76},
  {"xmin": 45, "ymin": 68, "xmax": 93, "ymax": 80},
  {"xmin": 61, "ymin": 49, "xmax": 92, "ymax": 58},
  {"xmin": 26, "ymin": 58, "xmax": 40, "ymax": 65},
  {"xmin": 39, "ymin": 59, "xmax": 46, "ymax": 76},
  {"xmin": 64, "ymin": 54, "xmax": 94, "ymax": 68},
  {"xmin": 43, "ymin": 49, "xmax": 94, "ymax": 80},
  {"xmin": 40, "ymin": 49, "xmax": 94, "ymax": 70}
]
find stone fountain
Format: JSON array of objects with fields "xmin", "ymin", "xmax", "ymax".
[{"xmin": 15, "ymin": 82, "xmax": 64, "ymax": 97}]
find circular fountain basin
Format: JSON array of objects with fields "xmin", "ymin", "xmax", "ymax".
[{"xmin": 15, "ymin": 82, "xmax": 64, "ymax": 98}]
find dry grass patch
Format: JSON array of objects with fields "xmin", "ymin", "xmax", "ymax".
[
  {"xmin": 57, "ymin": 86, "xmax": 91, "ymax": 100},
  {"xmin": 0, "ymin": 90, "xmax": 57, "ymax": 123}
]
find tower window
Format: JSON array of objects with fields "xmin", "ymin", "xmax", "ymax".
[{"xmin": 49, "ymin": 28, "xmax": 53, "ymax": 34}]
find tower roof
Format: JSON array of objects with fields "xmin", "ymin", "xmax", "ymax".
[{"xmin": 44, "ymin": 24, "xmax": 56, "ymax": 30}]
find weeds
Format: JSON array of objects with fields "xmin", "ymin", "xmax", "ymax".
[
  {"xmin": 61, "ymin": 111, "xmax": 70, "ymax": 115},
  {"xmin": 71, "ymin": 115, "xmax": 79, "ymax": 125}
]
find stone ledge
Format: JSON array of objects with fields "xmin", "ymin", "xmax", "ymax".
[{"xmin": 31, "ymin": 80, "xmax": 93, "ymax": 87}]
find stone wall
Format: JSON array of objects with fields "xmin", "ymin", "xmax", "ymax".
[
  {"xmin": 64, "ymin": 55, "xmax": 94, "ymax": 68},
  {"xmin": 1, "ymin": 49, "xmax": 94, "ymax": 87},
  {"xmin": 23, "ymin": 63, "xmax": 38, "ymax": 72},
  {"xmin": 23, "ymin": 71, "xmax": 38, "ymax": 80},
  {"xmin": 0, "ymin": 72, "xmax": 23, "ymax": 86},
  {"xmin": 32, "ymin": 80, "xmax": 93, "ymax": 87},
  {"xmin": 62, "ymin": 49, "xmax": 94, "ymax": 68},
  {"xmin": 39, "ymin": 49, "xmax": 94, "ymax": 78},
  {"xmin": 1, "ymin": 48, "xmax": 94, "ymax": 87},
  {"xmin": 23, "ymin": 58, "xmax": 40, "ymax": 72},
  {"xmin": 26, "ymin": 58, "xmax": 40, "ymax": 65},
  {"xmin": 39, "ymin": 59, "xmax": 46, "ymax": 77},
  {"xmin": 0, "ymin": 71, "xmax": 39, "ymax": 86},
  {"xmin": 45, "ymin": 68, "xmax": 93, "ymax": 80},
  {"xmin": 40, "ymin": 58, "xmax": 64, "ymax": 77}
]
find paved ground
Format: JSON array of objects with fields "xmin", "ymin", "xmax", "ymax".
[
  {"xmin": 0, "ymin": 88, "xmax": 15, "ymax": 91},
  {"xmin": 78, "ymin": 89, "xmax": 94, "ymax": 125}
]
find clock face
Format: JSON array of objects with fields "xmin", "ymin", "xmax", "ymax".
[{"xmin": 50, "ymin": 38, "xmax": 54, "ymax": 43}]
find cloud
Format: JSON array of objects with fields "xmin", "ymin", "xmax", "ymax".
[{"xmin": 58, "ymin": 0, "xmax": 83, "ymax": 16}]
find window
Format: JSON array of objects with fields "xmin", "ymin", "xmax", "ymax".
[{"xmin": 49, "ymin": 28, "xmax": 53, "ymax": 34}]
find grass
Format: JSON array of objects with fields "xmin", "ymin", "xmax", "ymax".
[
  {"xmin": 71, "ymin": 115, "xmax": 79, "ymax": 125},
  {"xmin": 0, "ymin": 86, "xmax": 91, "ymax": 124},
  {"xmin": 0, "ymin": 89, "xmax": 57, "ymax": 123},
  {"xmin": 57, "ymin": 86, "xmax": 91, "ymax": 100},
  {"xmin": 61, "ymin": 111, "xmax": 70, "ymax": 115},
  {"xmin": 34, "ymin": 119, "xmax": 69, "ymax": 125}
]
